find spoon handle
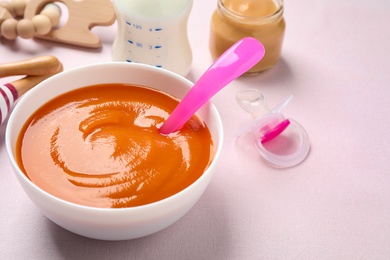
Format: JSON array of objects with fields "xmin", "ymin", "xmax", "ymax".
[
  {"xmin": 0, "ymin": 62, "xmax": 63, "ymax": 124},
  {"xmin": 11, "ymin": 62, "xmax": 63, "ymax": 96},
  {"xmin": 0, "ymin": 55, "xmax": 60, "ymax": 78},
  {"xmin": 159, "ymin": 37, "xmax": 265, "ymax": 135}
]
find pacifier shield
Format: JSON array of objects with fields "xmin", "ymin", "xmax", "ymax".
[{"xmin": 236, "ymin": 89, "xmax": 310, "ymax": 168}]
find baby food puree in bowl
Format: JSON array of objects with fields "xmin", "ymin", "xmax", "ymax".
[{"xmin": 5, "ymin": 62, "xmax": 223, "ymax": 240}]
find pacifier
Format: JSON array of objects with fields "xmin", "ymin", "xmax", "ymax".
[{"xmin": 236, "ymin": 89, "xmax": 310, "ymax": 168}]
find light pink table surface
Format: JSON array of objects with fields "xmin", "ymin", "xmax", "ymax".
[{"xmin": 1, "ymin": 0, "xmax": 390, "ymax": 259}]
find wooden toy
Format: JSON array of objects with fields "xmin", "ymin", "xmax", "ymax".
[
  {"xmin": 24, "ymin": 0, "xmax": 116, "ymax": 48},
  {"xmin": 1, "ymin": 1, "xmax": 62, "ymax": 39},
  {"xmin": 0, "ymin": 0, "xmax": 116, "ymax": 48}
]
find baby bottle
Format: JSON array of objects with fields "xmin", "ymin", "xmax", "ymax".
[{"xmin": 112, "ymin": 0, "xmax": 193, "ymax": 77}]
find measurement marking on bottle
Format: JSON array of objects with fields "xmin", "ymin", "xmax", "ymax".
[
  {"xmin": 155, "ymin": 28, "xmax": 162, "ymax": 31},
  {"xmin": 126, "ymin": 21, "xmax": 143, "ymax": 30},
  {"xmin": 126, "ymin": 60, "xmax": 132, "ymax": 62},
  {"xmin": 156, "ymin": 65, "xmax": 163, "ymax": 68},
  {"xmin": 155, "ymin": 46, "xmax": 162, "ymax": 49},
  {"xmin": 128, "ymin": 40, "xmax": 146, "ymax": 48}
]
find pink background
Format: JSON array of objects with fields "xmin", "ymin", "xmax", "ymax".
[{"xmin": 1, "ymin": 0, "xmax": 390, "ymax": 259}]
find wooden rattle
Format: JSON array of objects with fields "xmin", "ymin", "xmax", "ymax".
[
  {"xmin": 25, "ymin": 0, "xmax": 116, "ymax": 48},
  {"xmin": 0, "ymin": 55, "xmax": 62, "ymax": 124},
  {"xmin": 0, "ymin": 0, "xmax": 61, "ymax": 39},
  {"xmin": 0, "ymin": 0, "xmax": 115, "ymax": 48}
]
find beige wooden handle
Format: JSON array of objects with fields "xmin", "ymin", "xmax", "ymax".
[
  {"xmin": 10, "ymin": 61, "xmax": 63, "ymax": 96},
  {"xmin": 0, "ymin": 55, "xmax": 61, "ymax": 78},
  {"xmin": 0, "ymin": 62, "xmax": 62, "ymax": 124}
]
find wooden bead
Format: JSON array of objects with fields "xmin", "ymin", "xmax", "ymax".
[
  {"xmin": 12, "ymin": 0, "xmax": 26, "ymax": 17},
  {"xmin": 0, "ymin": 8, "xmax": 13, "ymax": 38},
  {"xmin": 1, "ymin": 18, "xmax": 18, "ymax": 40},
  {"xmin": 42, "ymin": 3, "xmax": 62, "ymax": 15},
  {"xmin": 17, "ymin": 18, "xmax": 35, "ymax": 39},
  {"xmin": 32, "ymin": 14, "xmax": 51, "ymax": 35},
  {"xmin": 40, "ymin": 5, "xmax": 61, "ymax": 27}
]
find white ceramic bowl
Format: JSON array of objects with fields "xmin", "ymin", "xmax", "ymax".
[{"xmin": 5, "ymin": 62, "xmax": 223, "ymax": 240}]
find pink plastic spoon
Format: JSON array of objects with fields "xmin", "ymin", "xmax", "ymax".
[{"xmin": 159, "ymin": 37, "xmax": 265, "ymax": 135}]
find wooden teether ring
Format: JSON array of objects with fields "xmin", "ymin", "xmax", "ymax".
[{"xmin": 24, "ymin": 0, "xmax": 116, "ymax": 48}]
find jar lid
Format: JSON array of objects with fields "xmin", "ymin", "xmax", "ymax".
[{"xmin": 236, "ymin": 90, "xmax": 310, "ymax": 168}]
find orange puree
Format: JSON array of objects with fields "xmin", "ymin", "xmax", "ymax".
[{"xmin": 16, "ymin": 84, "xmax": 214, "ymax": 208}]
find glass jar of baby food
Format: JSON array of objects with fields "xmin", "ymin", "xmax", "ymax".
[{"xmin": 209, "ymin": 0, "xmax": 285, "ymax": 74}]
